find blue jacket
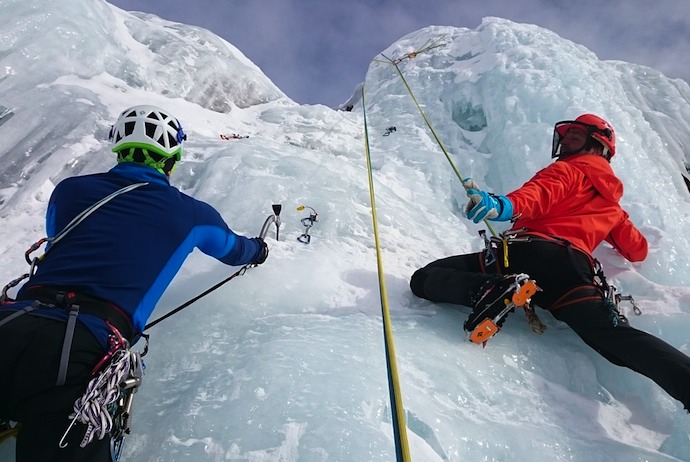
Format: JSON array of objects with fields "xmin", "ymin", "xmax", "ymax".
[{"xmin": 7, "ymin": 163, "xmax": 263, "ymax": 345}]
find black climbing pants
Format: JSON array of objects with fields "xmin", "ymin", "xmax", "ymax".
[
  {"xmin": 410, "ymin": 239, "xmax": 690, "ymax": 410},
  {"xmin": 0, "ymin": 307, "xmax": 111, "ymax": 462}
]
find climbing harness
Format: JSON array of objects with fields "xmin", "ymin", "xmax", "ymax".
[
  {"xmin": 1, "ymin": 182, "xmax": 148, "ymax": 303},
  {"xmin": 488, "ymin": 229, "xmax": 642, "ymax": 329},
  {"xmin": 296, "ymin": 205, "xmax": 318, "ymax": 244},
  {"xmin": 592, "ymin": 259, "xmax": 642, "ymax": 326},
  {"xmin": 0, "ymin": 298, "xmax": 141, "ymax": 459},
  {"xmin": 0, "ymin": 299, "xmax": 142, "ymax": 459}
]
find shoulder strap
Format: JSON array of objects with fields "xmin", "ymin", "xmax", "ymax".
[
  {"xmin": 1, "ymin": 182, "xmax": 150, "ymax": 301},
  {"xmin": 0, "ymin": 300, "xmax": 41, "ymax": 327},
  {"xmin": 28, "ymin": 182, "xmax": 149, "ymax": 267},
  {"xmin": 48, "ymin": 182, "xmax": 149, "ymax": 249}
]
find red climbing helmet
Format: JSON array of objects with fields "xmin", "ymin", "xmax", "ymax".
[{"xmin": 552, "ymin": 113, "xmax": 616, "ymax": 160}]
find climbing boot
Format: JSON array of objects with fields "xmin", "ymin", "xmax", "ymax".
[{"xmin": 465, "ymin": 273, "xmax": 538, "ymax": 345}]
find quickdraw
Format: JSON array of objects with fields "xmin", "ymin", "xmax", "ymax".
[
  {"xmin": 296, "ymin": 205, "xmax": 318, "ymax": 244},
  {"xmin": 594, "ymin": 261, "xmax": 642, "ymax": 326},
  {"xmin": 383, "ymin": 126, "xmax": 397, "ymax": 136},
  {"xmin": 59, "ymin": 324, "xmax": 146, "ymax": 462}
]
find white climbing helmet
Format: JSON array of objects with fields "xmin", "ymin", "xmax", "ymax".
[{"xmin": 109, "ymin": 105, "xmax": 186, "ymax": 174}]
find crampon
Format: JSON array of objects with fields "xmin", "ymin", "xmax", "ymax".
[{"xmin": 465, "ymin": 273, "xmax": 539, "ymax": 346}]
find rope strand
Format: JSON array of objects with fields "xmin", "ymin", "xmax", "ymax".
[
  {"xmin": 59, "ymin": 349, "xmax": 140, "ymax": 449},
  {"xmin": 378, "ymin": 48, "xmax": 499, "ymax": 238},
  {"xmin": 361, "ymin": 84, "xmax": 412, "ymax": 462}
]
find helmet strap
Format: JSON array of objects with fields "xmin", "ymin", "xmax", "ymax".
[
  {"xmin": 587, "ymin": 139, "xmax": 611, "ymax": 162},
  {"xmin": 601, "ymin": 147, "xmax": 611, "ymax": 162},
  {"xmin": 116, "ymin": 147, "xmax": 177, "ymax": 176},
  {"xmin": 162, "ymin": 157, "xmax": 177, "ymax": 176}
]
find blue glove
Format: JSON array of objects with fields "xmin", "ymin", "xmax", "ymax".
[{"xmin": 462, "ymin": 178, "xmax": 513, "ymax": 224}]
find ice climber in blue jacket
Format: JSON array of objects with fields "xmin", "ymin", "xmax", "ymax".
[{"xmin": 0, "ymin": 105, "xmax": 269, "ymax": 462}]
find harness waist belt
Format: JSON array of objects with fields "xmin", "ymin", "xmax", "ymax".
[{"xmin": 16, "ymin": 286, "xmax": 134, "ymax": 341}]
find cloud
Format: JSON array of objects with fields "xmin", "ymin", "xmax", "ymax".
[{"xmin": 107, "ymin": 0, "xmax": 690, "ymax": 106}]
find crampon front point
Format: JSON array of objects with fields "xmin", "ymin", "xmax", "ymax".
[{"xmin": 468, "ymin": 277, "xmax": 538, "ymax": 346}]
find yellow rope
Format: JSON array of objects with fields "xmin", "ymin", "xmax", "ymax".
[
  {"xmin": 379, "ymin": 45, "xmax": 547, "ymax": 335},
  {"xmin": 361, "ymin": 85, "xmax": 411, "ymax": 462},
  {"xmin": 378, "ymin": 47, "xmax": 498, "ymax": 238}
]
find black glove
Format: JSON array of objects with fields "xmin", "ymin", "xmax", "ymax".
[{"xmin": 253, "ymin": 237, "xmax": 269, "ymax": 265}]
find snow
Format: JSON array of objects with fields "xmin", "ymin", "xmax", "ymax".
[{"xmin": 2, "ymin": 1, "xmax": 690, "ymax": 461}]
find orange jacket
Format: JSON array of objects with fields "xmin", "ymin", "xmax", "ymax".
[{"xmin": 506, "ymin": 154, "xmax": 648, "ymax": 262}]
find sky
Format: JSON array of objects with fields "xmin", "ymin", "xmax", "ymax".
[
  {"xmin": 4, "ymin": 1, "xmax": 690, "ymax": 460},
  {"xmin": 106, "ymin": 0, "xmax": 690, "ymax": 108}
]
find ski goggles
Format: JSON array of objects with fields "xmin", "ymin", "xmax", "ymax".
[{"xmin": 551, "ymin": 120, "xmax": 612, "ymax": 158}]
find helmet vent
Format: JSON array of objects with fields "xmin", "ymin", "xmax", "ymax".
[
  {"xmin": 145, "ymin": 122, "xmax": 158, "ymax": 141},
  {"xmin": 148, "ymin": 150, "xmax": 165, "ymax": 162},
  {"xmin": 133, "ymin": 149, "xmax": 146, "ymax": 163},
  {"xmin": 110, "ymin": 105, "xmax": 185, "ymax": 172}
]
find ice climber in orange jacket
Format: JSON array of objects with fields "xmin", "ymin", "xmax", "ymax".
[{"xmin": 410, "ymin": 113, "xmax": 690, "ymax": 410}]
